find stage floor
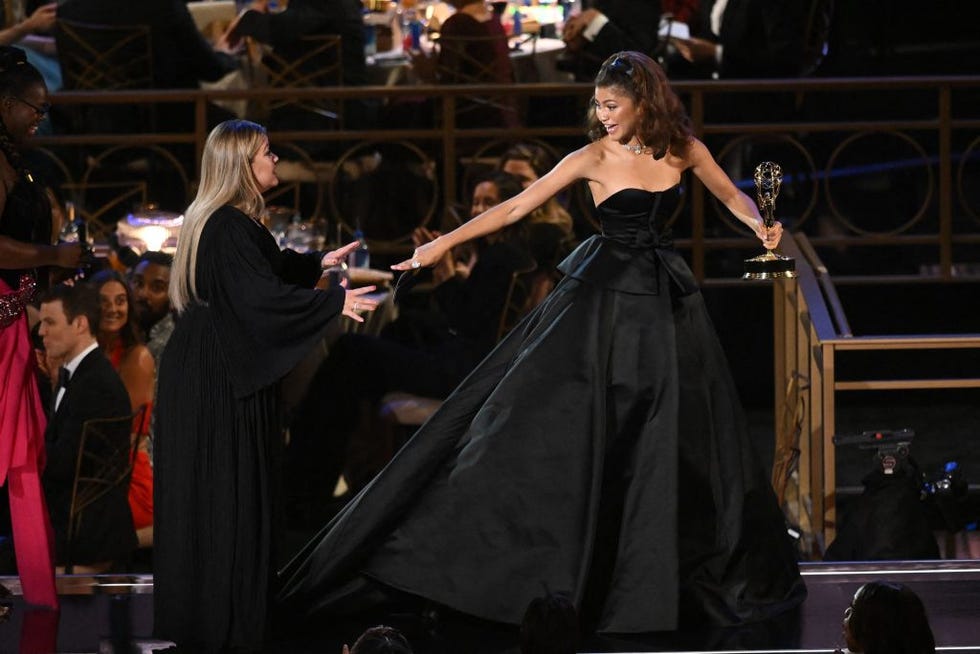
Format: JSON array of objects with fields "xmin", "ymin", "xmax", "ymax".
[{"xmin": 2, "ymin": 561, "xmax": 980, "ymax": 653}]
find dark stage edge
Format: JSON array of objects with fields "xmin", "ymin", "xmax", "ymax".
[{"xmin": 2, "ymin": 561, "xmax": 979, "ymax": 653}]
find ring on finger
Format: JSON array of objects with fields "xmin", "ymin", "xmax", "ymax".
[
  {"xmin": 411, "ymin": 260, "xmax": 421, "ymax": 269},
  {"xmin": 353, "ymin": 302, "xmax": 359, "ymax": 311}
]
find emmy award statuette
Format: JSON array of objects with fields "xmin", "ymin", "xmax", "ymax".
[{"xmin": 743, "ymin": 161, "xmax": 796, "ymax": 280}]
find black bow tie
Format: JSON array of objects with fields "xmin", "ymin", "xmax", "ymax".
[{"xmin": 57, "ymin": 367, "xmax": 71, "ymax": 391}]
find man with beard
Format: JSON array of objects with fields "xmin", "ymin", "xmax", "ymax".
[{"xmin": 129, "ymin": 251, "xmax": 173, "ymax": 363}]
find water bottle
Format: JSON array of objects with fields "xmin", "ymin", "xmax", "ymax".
[
  {"xmin": 351, "ymin": 228, "xmax": 371, "ymax": 268},
  {"xmin": 409, "ymin": 19, "xmax": 423, "ymax": 52},
  {"xmin": 364, "ymin": 9, "xmax": 378, "ymax": 56},
  {"xmin": 61, "ymin": 202, "xmax": 92, "ymax": 278}
]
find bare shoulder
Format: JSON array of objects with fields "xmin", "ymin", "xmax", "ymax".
[
  {"xmin": 562, "ymin": 142, "xmax": 604, "ymax": 170},
  {"xmin": 539, "ymin": 143, "xmax": 603, "ymax": 186},
  {"xmin": 122, "ymin": 344, "xmax": 156, "ymax": 375},
  {"xmin": 676, "ymin": 137, "xmax": 711, "ymax": 168},
  {"xmin": 561, "ymin": 141, "xmax": 610, "ymax": 180}
]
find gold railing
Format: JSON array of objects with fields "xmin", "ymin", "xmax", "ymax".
[
  {"xmin": 772, "ymin": 233, "xmax": 980, "ymax": 556},
  {"xmin": 36, "ymin": 75, "xmax": 980, "ymax": 281}
]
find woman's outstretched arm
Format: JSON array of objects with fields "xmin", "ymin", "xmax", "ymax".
[{"xmin": 393, "ymin": 147, "xmax": 592, "ymax": 270}]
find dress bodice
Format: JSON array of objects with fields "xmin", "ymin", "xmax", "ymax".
[
  {"xmin": 557, "ymin": 187, "xmax": 698, "ymax": 296},
  {"xmin": 595, "ymin": 187, "xmax": 672, "ymax": 248}
]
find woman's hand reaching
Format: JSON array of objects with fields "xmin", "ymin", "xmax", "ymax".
[
  {"xmin": 321, "ymin": 241, "xmax": 361, "ymax": 268},
  {"xmin": 412, "ymin": 226, "xmax": 455, "ymax": 283},
  {"xmin": 391, "ymin": 237, "xmax": 449, "ymax": 272},
  {"xmin": 341, "ymin": 282, "xmax": 379, "ymax": 323}
]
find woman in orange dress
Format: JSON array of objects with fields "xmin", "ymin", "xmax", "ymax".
[{"xmin": 90, "ymin": 269, "xmax": 155, "ymax": 546}]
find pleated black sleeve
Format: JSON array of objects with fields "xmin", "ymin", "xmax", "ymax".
[{"xmin": 194, "ymin": 205, "xmax": 344, "ymax": 397}]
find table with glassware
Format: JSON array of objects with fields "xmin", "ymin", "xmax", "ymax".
[
  {"xmin": 365, "ymin": 35, "xmax": 569, "ymax": 86},
  {"xmin": 363, "ymin": 0, "xmax": 571, "ymax": 87}
]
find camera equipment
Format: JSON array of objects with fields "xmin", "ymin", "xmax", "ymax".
[
  {"xmin": 832, "ymin": 428, "xmax": 915, "ymax": 475},
  {"xmin": 826, "ymin": 428, "xmax": 940, "ymax": 560},
  {"xmin": 827, "ymin": 428, "xmax": 970, "ymax": 560},
  {"xmin": 921, "ymin": 461, "xmax": 969, "ymax": 532}
]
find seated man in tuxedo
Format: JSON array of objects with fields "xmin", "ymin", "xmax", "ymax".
[
  {"xmin": 560, "ymin": 0, "xmax": 662, "ymax": 81},
  {"xmin": 37, "ymin": 283, "xmax": 135, "ymax": 572}
]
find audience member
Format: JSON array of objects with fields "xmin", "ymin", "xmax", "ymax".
[
  {"xmin": 343, "ymin": 625, "xmax": 413, "ymax": 654},
  {"xmin": 412, "ymin": 170, "xmax": 525, "ymax": 290},
  {"xmin": 520, "ymin": 592, "xmax": 579, "ymax": 654},
  {"xmin": 661, "ymin": 0, "xmax": 701, "ymax": 25},
  {"xmin": 0, "ymin": 2, "xmax": 60, "ymax": 93},
  {"xmin": 287, "ymin": 171, "xmax": 533, "ymax": 512},
  {"xmin": 837, "ymin": 581, "xmax": 935, "ymax": 654},
  {"xmin": 129, "ymin": 250, "xmax": 174, "ymax": 363},
  {"xmin": 220, "ymin": 0, "xmax": 370, "ymax": 135},
  {"xmin": 497, "ymin": 143, "xmax": 576, "ymax": 290},
  {"xmin": 668, "ymin": 0, "xmax": 807, "ymax": 79},
  {"xmin": 221, "ymin": 0, "xmax": 366, "ymax": 88},
  {"xmin": 429, "ymin": 0, "xmax": 517, "ymax": 127},
  {"xmin": 91, "ymin": 269, "xmax": 155, "ymax": 413},
  {"xmin": 37, "ymin": 283, "xmax": 135, "ymax": 572},
  {"xmin": 560, "ymin": 1, "xmax": 663, "ymax": 81},
  {"xmin": 90, "ymin": 269, "xmax": 155, "ymax": 547},
  {"xmin": 498, "ymin": 142, "xmax": 575, "ymax": 237},
  {"xmin": 127, "ymin": 251, "xmax": 172, "ymax": 552},
  {"xmin": 57, "ymin": 0, "xmax": 238, "ymax": 90}
]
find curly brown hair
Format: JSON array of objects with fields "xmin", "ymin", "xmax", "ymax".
[{"xmin": 586, "ymin": 51, "xmax": 692, "ymax": 160}]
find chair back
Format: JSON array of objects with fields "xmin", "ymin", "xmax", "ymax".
[
  {"xmin": 495, "ymin": 261, "xmax": 539, "ymax": 343},
  {"xmin": 54, "ymin": 19, "xmax": 154, "ymax": 135},
  {"xmin": 55, "ymin": 19, "xmax": 153, "ymax": 91},
  {"xmin": 248, "ymin": 33, "xmax": 344, "ymax": 126},
  {"xmin": 65, "ymin": 405, "xmax": 148, "ymax": 572},
  {"xmin": 432, "ymin": 32, "xmax": 521, "ymax": 128}
]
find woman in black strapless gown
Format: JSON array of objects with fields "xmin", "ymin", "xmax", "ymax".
[{"xmin": 278, "ymin": 51, "xmax": 806, "ymax": 634}]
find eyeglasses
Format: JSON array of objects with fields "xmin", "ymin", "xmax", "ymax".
[
  {"xmin": 608, "ymin": 55, "xmax": 634, "ymax": 77},
  {"xmin": 8, "ymin": 96, "xmax": 51, "ymax": 118}
]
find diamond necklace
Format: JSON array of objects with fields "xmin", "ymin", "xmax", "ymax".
[{"xmin": 622, "ymin": 142, "xmax": 646, "ymax": 155}]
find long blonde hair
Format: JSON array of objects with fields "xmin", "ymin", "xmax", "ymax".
[{"xmin": 170, "ymin": 120, "xmax": 268, "ymax": 313}]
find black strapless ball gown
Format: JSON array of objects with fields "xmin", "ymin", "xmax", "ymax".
[{"xmin": 277, "ymin": 188, "xmax": 806, "ymax": 633}]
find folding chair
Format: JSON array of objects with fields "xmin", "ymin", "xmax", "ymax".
[{"xmin": 64, "ymin": 405, "xmax": 147, "ymax": 574}]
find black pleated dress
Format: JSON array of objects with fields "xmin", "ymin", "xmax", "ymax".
[
  {"xmin": 277, "ymin": 188, "xmax": 805, "ymax": 633},
  {"xmin": 154, "ymin": 206, "xmax": 344, "ymax": 651}
]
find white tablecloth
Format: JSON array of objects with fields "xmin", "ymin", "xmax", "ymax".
[
  {"xmin": 187, "ymin": 0, "xmax": 237, "ymax": 31},
  {"xmin": 366, "ymin": 36, "xmax": 571, "ymax": 87}
]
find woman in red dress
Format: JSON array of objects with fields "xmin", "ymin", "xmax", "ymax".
[{"xmin": 90, "ymin": 269, "xmax": 155, "ymax": 546}]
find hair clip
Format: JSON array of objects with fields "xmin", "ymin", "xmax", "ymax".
[{"xmin": 608, "ymin": 55, "xmax": 633, "ymax": 77}]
